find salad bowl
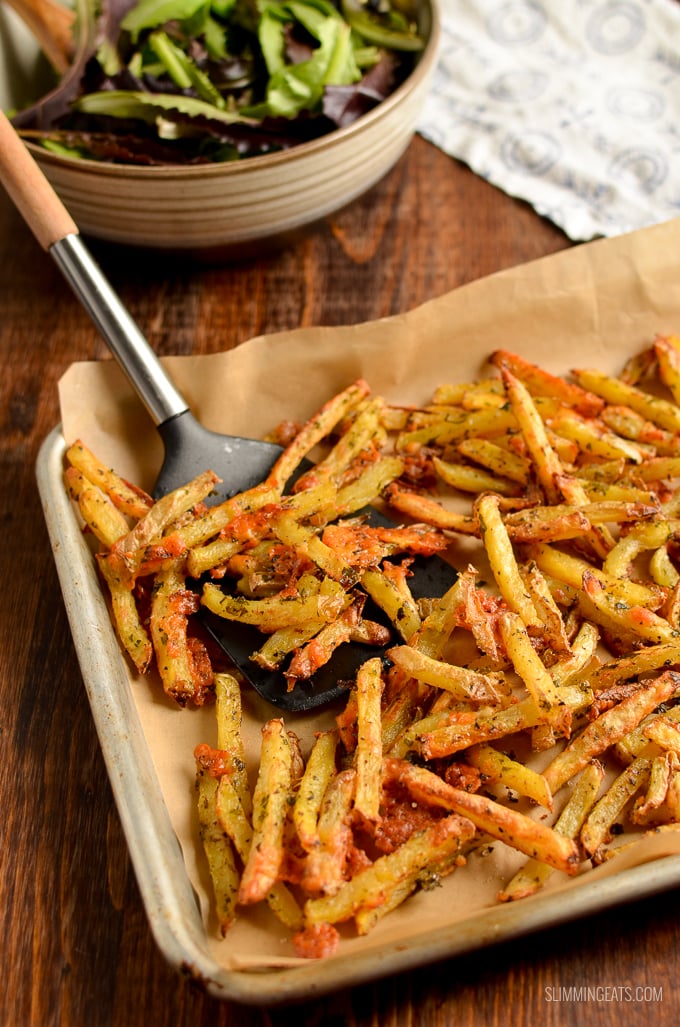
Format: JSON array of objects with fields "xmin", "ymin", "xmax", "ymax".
[{"xmin": 2, "ymin": 0, "xmax": 440, "ymax": 256}]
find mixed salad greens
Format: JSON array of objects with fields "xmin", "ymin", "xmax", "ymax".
[{"xmin": 12, "ymin": 0, "xmax": 425, "ymax": 164}]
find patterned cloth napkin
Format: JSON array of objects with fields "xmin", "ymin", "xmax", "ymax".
[{"xmin": 417, "ymin": 0, "xmax": 680, "ymax": 240}]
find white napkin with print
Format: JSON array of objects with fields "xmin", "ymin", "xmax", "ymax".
[{"xmin": 418, "ymin": 0, "xmax": 680, "ymax": 240}]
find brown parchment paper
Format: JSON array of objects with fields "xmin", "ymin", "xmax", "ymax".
[{"xmin": 58, "ymin": 216, "xmax": 680, "ymax": 971}]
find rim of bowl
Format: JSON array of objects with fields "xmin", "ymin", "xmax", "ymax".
[{"xmin": 27, "ymin": 0, "xmax": 440, "ymax": 181}]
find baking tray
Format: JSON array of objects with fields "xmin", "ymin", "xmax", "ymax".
[{"xmin": 36, "ymin": 423, "xmax": 680, "ymax": 1005}]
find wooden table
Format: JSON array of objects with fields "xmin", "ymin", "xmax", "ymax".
[{"xmin": 1, "ymin": 135, "xmax": 678, "ymax": 1026}]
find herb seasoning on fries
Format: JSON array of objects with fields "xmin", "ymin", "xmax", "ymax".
[{"xmin": 65, "ymin": 334, "xmax": 680, "ymax": 958}]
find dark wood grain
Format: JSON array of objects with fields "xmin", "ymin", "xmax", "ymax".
[{"xmin": 1, "ymin": 135, "xmax": 678, "ymax": 1026}]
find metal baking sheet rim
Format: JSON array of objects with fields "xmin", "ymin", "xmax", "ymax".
[{"xmin": 36, "ymin": 425, "xmax": 680, "ymax": 1006}]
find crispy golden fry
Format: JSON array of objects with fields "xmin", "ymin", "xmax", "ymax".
[
  {"xmin": 603, "ymin": 520, "xmax": 680, "ymax": 578},
  {"xmin": 456, "ymin": 438, "xmax": 532, "ymax": 485},
  {"xmin": 150, "ymin": 556, "xmax": 207, "ymax": 705},
  {"xmin": 215, "ymin": 770, "xmax": 303, "ymax": 929},
  {"xmin": 520, "ymin": 560, "xmax": 572, "ymax": 653},
  {"xmin": 201, "ymin": 576, "xmax": 348, "ymax": 630},
  {"xmin": 271, "ymin": 513, "xmax": 358, "ymax": 587},
  {"xmin": 386, "ymin": 644, "xmax": 506, "ymax": 704},
  {"xmin": 581, "ymin": 570, "xmax": 676, "ymax": 645},
  {"xmin": 542, "ymin": 671, "xmax": 680, "ymax": 794},
  {"xmin": 293, "ymin": 731, "xmax": 340, "ymax": 853},
  {"xmin": 431, "ymin": 378, "xmax": 505, "ymax": 406},
  {"xmin": 490, "ymin": 350, "xmax": 604, "ymax": 416},
  {"xmin": 477, "ymin": 494, "xmax": 540, "ymax": 628},
  {"xmin": 574, "ymin": 368, "xmax": 680, "ymax": 433},
  {"xmin": 383, "ymin": 483, "xmax": 479, "ymax": 534},
  {"xmin": 284, "ymin": 603, "xmax": 363, "ymax": 687},
  {"xmin": 417, "ymin": 697, "xmax": 548, "ymax": 759},
  {"xmin": 292, "ymin": 396, "xmax": 386, "ymax": 491},
  {"xmin": 361, "ymin": 566, "xmax": 421, "ymax": 641},
  {"xmin": 66, "ymin": 439, "xmax": 153, "ymax": 518},
  {"xmin": 395, "ymin": 406, "xmax": 519, "ymax": 451},
  {"xmin": 527, "ymin": 542, "xmax": 663, "ymax": 610},
  {"xmin": 96, "ymin": 552, "xmax": 153, "ymax": 674},
  {"xmin": 466, "ymin": 743, "xmax": 554, "ymax": 809},
  {"xmin": 499, "ymin": 611, "xmax": 571, "ymax": 735},
  {"xmin": 214, "ymin": 672, "xmax": 250, "ymax": 811},
  {"xmin": 588, "ymin": 641, "xmax": 680, "ymax": 693},
  {"xmin": 388, "ymin": 759, "xmax": 580, "ymax": 874},
  {"xmin": 65, "ymin": 467, "xmax": 130, "ymax": 546},
  {"xmin": 410, "ymin": 578, "xmax": 464, "ymax": 660},
  {"xmin": 301, "ymin": 769, "xmax": 357, "ymax": 897},
  {"xmin": 354, "ymin": 658, "xmax": 384, "ymax": 822},
  {"xmin": 333, "ymin": 456, "xmax": 405, "ymax": 516},
  {"xmin": 631, "ymin": 751, "xmax": 680, "ymax": 825},
  {"xmin": 498, "ymin": 761, "xmax": 604, "ymax": 901},
  {"xmin": 643, "ymin": 715, "xmax": 680, "ymax": 752},
  {"xmin": 265, "ymin": 379, "xmax": 371, "ymax": 492},
  {"xmin": 614, "ymin": 704, "xmax": 680, "ymax": 764},
  {"xmin": 580, "ymin": 757, "xmax": 651, "ymax": 859},
  {"xmin": 433, "ymin": 455, "xmax": 519, "ymax": 496},
  {"xmin": 238, "ymin": 719, "xmax": 295, "ymax": 906},
  {"xmin": 195, "ymin": 767, "xmax": 240, "ymax": 935},
  {"xmin": 303, "ymin": 811, "xmax": 476, "ymax": 927},
  {"xmin": 502, "ymin": 368, "xmax": 563, "ymax": 502},
  {"xmin": 111, "ymin": 469, "xmax": 219, "ymax": 578},
  {"xmin": 600, "ymin": 405, "xmax": 680, "ymax": 454},
  {"xmin": 549, "ymin": 410, "xmax": 646, "ymax": 463}
]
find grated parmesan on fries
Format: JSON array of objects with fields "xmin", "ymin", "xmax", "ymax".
[{"xmin": 64, "ymin": 335, "xmax": 680, "ymax": 959}]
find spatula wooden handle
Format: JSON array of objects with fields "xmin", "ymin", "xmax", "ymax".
[{"xmin": 0, "ymin": 109, "xmax": 78, "ymax": 249}]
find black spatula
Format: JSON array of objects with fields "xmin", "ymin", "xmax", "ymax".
[{"xmin": 0, "ymin": 111, "xmax": 458, "ymax": 711}]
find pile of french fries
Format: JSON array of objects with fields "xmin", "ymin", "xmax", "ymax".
[{"xmin": 65, "ymin": 335, "xmax": 680, "ymax": 958}]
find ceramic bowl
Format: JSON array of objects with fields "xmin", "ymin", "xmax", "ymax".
[{"xmin": 1, "ymin": 1, "xmax": 439, "ymax": 256}]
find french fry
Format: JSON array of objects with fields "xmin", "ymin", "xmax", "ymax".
[
  {"xmin": 96, "ymin": 551, "xmax": 153, "ymax": 674},
  {"xmin": 631, "ymin": 751, "xmax": 680, "ymax": 825},
  {"xmin": 195, "ymin": 767, "xmax": 240, "ymax": 935},
  {"xmin": 383, "ymin": 483, "xmax": 479, "ymax": 534},
  {"xmin": 614, "ymin": 704, "xmax": 680, "ymax": 764},
  {"xmin": 265, "ymin": 379, "xmax": 371, "ymax": 492},
  {"xmin": 416, "ymin": 697, "xmax": 546, "ymax": 759},
  {"xmin": 65, "ymin": 438, "xmax": 153, "ymax": 518},
  {"xmin": 580, "ymin": 757, "xmax": 651, "ymax": 859},
  {"xmin": 387, "ymin": 759, "xmax": 580, "ymax": 874},
  {"xmin": 542, "ymin": 671, "xmax": 680, "ymax": 794},
  {"xmin": 65, "ymin": 467, "xmax": 130, "ymax": 546},
  {"xmin": 433, "ymin": 455, "xmax": 519, "ymax": 496},
  {"xmin": 456, "ymin": 438, "xmax": 532, "ymax": 485},
  {"xmin": 581, "ymin": 570, "xmax": 677, "ymax": 645},
  {"xmin": 654, "ymin": 335, "xmax": 680, "ymax": 406},
  {"xmin": 499, "ymin": 611, "xmax": 570, "ymax": 734},
  {"xmin": 498, "ymin": 761, "xmax": 604, "ymax": 901},
  {"xmin": 150, "ymin": 556, "xmax": 207, "ymax": 705},
  {"xmin": 293, "ymin": 730, "xmax": 340, "ymax": 853},
  {"xmin": 574, "ymin": 368, "xmax": 680, "ymax": 433},
  {"xmin": 66, "ymin": 346, "xmax": 680, "ymax": 957},
  {"xmin": 466, "ymin": 743, "xmax": 554, "ymax": 809},
  {"xmin": 354, "ymin": 658, "xmax": 384, "ymax": 822},
  {"xmin": 386, "ymin": 645, "xmax": 507, "ymax": 704},
  {"xmin": 215, "ymin": 770, "xmax": 303, "ymax": 929},
  {"xmin": 238, "ymin": 719, "xmax": 295, "ymax": 906},
  {"xmin": 477, "ymin": 494, "xmax": 540, "ymax": 628},
  {"xmin": 490, "ymin": 349, "xmax": 604, "ymax": 416},
  {"xmin": 300, "ymin": 769, "xmax": 357, "ymax": 896},
  {"xmin": 111, "ymin": 469, "xmax": 219, "ymax": 578},
  {"xmin": 303, "ymin": 811, "xmax": 476, "ymax": 928},
  {"xmin": 201, "ymin": 576, "xmax": 348, "ymax": 630},
  {"xmin": 643, "ymin": 714, "xmax": 680, "ymax": 752}
]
